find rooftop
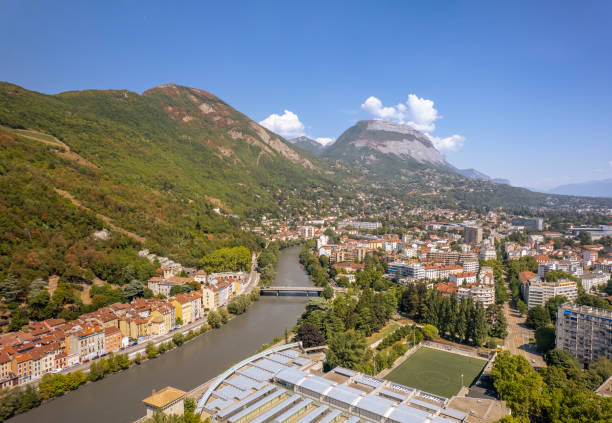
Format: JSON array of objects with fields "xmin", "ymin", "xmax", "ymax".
[{"xmin": 142, "ymin": 386, "xmax": 186, "ymax": 408}]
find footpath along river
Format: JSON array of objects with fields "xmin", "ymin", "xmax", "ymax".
[{"xmin": 9, "ymin": 245, "xmax": 312, "ymax": 423}]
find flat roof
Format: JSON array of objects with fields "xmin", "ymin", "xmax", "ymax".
[
  {"xmin": 227, "ymin": 389, "xmax": 285, "ymax": 423},
  {"xmin": 297, "ymin": 375, "xmax": 335, "ymax": 395},
  {"xmin": 295, "ymin": 405, "xmax": 329, "ymax": 423},
  {"xmin": 354, "ymin": 394, "xmax": 395, "ymax": 417},
  {"xmin": 142, "ymin": 386, "xmax": 186, "ymax": 408},
  {"xmin": 266, "ymin": 353, "xmax": 292, "ymax": 364},
  {"xmin": 318, "ymin": 409, "xmax": 342, "ymax": 423},
  {"xmin": 252, "ymin": 358, "xmax": 290, "ymax": 374},
  {"xmin": 387, "ymin": 405, "xmax": 430, "ymax": 423},
  {"xmin": 249, "ymin": 394, "xmax": 300, "ymax": 423},
  {"xmin": 410, "ymin": 398, "xmax": 441, "ymax": 412},
  {"xmin": 276, "ymin": 367, "xmax": 308, "ymax": 385},
  {"xmin": 216, "ymin": 385, "xmax": 276, "ymax": 420},
  {"xmin": 273, "ymin": 398, "xmax": 312, "ymax": 423},
  {"xmin": 325, "ymin": 385, "xmax": 363, "ymax": 405},
  {"xmin": 238, "ymin": 366, "xmax": 275, "ymax": 382}
]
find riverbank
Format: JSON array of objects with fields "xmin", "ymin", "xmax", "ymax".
[{"xmin": 8, "ymin": 245, "xmax": 312, "ymax": 423}]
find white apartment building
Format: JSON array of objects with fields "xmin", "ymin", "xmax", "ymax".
[
  {"xmin": 457, "ymin": 285, "xmax": 495, "ymax": 308},
  {"xmin": 460, "ymin": 260, "xmax": 479, "ymax": 274},
  {"xmin": 450, "ymin": 272, "xmax": 477, "ymax": 285},
  {"xmin": 521, "ymin": 279, "xmax": 578, "ymax": 308},
  {"xmin": 579, "ymin": 271, "xmax": 611, "ymax": 292},
  {"xmin": 479, "ymin": 248, "xmax": 497, "ymax": 261}
]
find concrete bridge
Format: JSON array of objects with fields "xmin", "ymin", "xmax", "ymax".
[{"xmin": 259, "ymin": 286, "xmax": 324, "ymax": 296}]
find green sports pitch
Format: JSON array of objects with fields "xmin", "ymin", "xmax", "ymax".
[{"xmin": 384, "ymin": 347, "xmax": 487, "ymax": 398}]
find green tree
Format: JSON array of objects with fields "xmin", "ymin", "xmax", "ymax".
[
  {"xmin": 490, "ymin": 351, "xmax": 546, "ymax": 419},
  {"xmin": 321, "ymin": 284, "xmax": 334, "ymax": 300},
  {"xmin": 207, "ymin": 310, "xmax": 221, "ymax": 328},
  {"xmin": 172, "ymin": 332, "xmax": 184, "ymax": 347},
  {"xmin": 123, "ymin": 279, "xmax": 145, "ymax": 300},
  {"xmin": 526, "ymin": 306, "xmax": 550, "ymax": 329},
  {"xmin": 544, "ymin": 348, "xmax": 581, "ymax": 370},
  {"xmin": 0, "ymin": 274, "xmax": 21, "ymax": 303},
  {"xmin": 545, "ymin": 295, "xmax": 567, "ymax": 322},
  {"xmin": 199, "ymin": 246, "xmax": 251, "ymax": 273},
  {"xmin": 145, "ymin": 342, "xmax": 159, "ymax": 359},
  {"xmin": 534, "ymin": 326, "xmax": 556, "ymax": 353},
  {"xmin": 218, "ymin": 307, "xmax": 229, "ymax": 324},
  {"xmin": 326, "ymin": 329, "xmax": 371, "ymax": 372},
  {"xmin": 421, "ymin": 324, "xmax": 439, "ymax": 340}
]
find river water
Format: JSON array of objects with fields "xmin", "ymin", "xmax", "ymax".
[{"xmin": 9, "ymin": 245, "xmax": 311, "ymax": 423}]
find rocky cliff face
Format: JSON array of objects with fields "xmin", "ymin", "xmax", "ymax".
[{"xmin": 323, "ymin": 120, "xmax": 446, "ymax": 168}]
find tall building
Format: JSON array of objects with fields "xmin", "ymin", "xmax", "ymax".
[
  {"xmin": 512, "ymin": 217, "xmax": 544, "ymax": 231},
  {"xmin": 521, "ymin": 278, "xmax": 578, "ymax": 308},
  {"xmin": 463, "ymin": 226, "xmax": 483, "ymax": 244},
  {"xmin": 556, "ymin": 304, "xmax": 612, "ymax": 363}
]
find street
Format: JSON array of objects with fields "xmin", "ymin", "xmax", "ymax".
[{"xmin": 503, "ymin": 300, "xmax": 546, "ymax": 367}]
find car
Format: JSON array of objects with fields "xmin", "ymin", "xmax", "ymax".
[{"xmin": 531, "ymin": 359, "xmax": 536, "ymax": 363}]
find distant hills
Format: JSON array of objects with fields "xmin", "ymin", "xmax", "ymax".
[
  {"xmin": 549, "ymin": 178, "xmax": 612, "ymax": 198},
  {"xmin": 453, "ymin": 168, "xmax": 511, "ymax": 185},
  {"xmin": 289, "ymin": 136, "xmax": 326, "ymax": 155}
]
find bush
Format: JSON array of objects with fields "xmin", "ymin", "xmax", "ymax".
[
  {"xmin": 172, "ymin": 332, "xmax": 185, "ymax": 346},
  {"xmin": 146, "ymin": 342, "xmax": 159, "ymax": 359},
  {"xmin": 227, "ymin": 295, "xmax": 251, "ymax": 315},
  {"xmin": 207, "ymin": 310, "xmax": 221, "ymax": 328},
  {"xmin": 422, "ymin": 324, "xmax": 439, "ymax": 340},
  {"xmin": 218, "ymin": 308, "xmax": 229, "ymax": 324}
]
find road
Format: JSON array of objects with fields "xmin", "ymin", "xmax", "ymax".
[{"xmin": 503, "ymin": 300, "xmax": 546, "ymax": 367}]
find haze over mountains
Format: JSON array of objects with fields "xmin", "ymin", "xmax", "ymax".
[{"xmin": 548, "ymin": 178, "xmax": 612, "ymax": 198}]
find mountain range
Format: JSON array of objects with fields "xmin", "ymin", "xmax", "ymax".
[
  {"xmin": 548, "ymin": 178, "xmax": 612, "ymax": 198},
  {"xmin": 1, "ymin": 81, "xmax": 610, "ymax": 288},
  {"xmin": 289, "ymin": 136, "xmax": 327, "ymax": 155}
]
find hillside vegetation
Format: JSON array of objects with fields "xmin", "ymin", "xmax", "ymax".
[{"xmin": 0, "ymin": 82, "xmax": 337, "ymax": 297}]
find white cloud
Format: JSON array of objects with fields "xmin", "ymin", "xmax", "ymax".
[
  {"xmin": 361, "ymin": 94, "xmax": 465, "ymax": 152},
  {"xmin": 427, "ymin": 134, "xmax": 465, "ymax": 152},
  {"xmin": 259, "ymin": 110, "xmax": 305, "ymax": 138},
  {"xmin": 315, "ymin": 137, "xmax": 334, "ymax": 146},
  {"xmin": 361, "ymin": 94, "xmax": 439, "ymax": 132}
]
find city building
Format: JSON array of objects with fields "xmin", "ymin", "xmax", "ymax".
[
  {"xmin": 457, "ymin": 285, "xmax": 495, "ymax": 308},
  {"xmin": 521, "ymin": 279, "xmax": 578, "ymax": 308},
  {"xmin": 556, "ymin": 304, "xmax": 612, "ymax": 363},
  {"xmin": 512, "ymin": 217, "xmax": 544, "ymax": 231},
  {"xmin": 464, "ymin": 226, "xmax": 483, "ymax": 244},
  {"xmin": 579, "ymin": 271, "xmax": 611, "ymax": 293},
  {"xmin": 337, "ymin": 220, "xmax": 381, "ymax": 231},
  {"xmin": 142, "ymin": 386, "xmax": 186, "ymax": 418}
]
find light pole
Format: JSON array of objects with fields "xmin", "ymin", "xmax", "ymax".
[{"xmin": 461, "ymin": 373, "xmax": 464, "ymax": 388}]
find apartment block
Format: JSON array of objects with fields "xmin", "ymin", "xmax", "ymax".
[
  {"xmin": 556, "ymin": 304, "xmax": 612, "ymax": 363},
  {"xmin": 463, "ymin": 226, "xmax": 483, "ymax": 244},
  {"xmin": 521, "ymin": 278, "xmax": 578, "ymax": 308}
]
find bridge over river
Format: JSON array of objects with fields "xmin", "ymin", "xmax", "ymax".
[{"xmin": 259, "ymin": 286, "xmax": 323, "ymax": 296}]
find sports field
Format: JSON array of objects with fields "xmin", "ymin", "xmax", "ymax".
[{"xmin": 384, "ymin": 347, "xmax": 487, "ymax": 398}]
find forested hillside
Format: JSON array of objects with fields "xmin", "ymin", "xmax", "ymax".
[{"xmin": 0, "ymin": 82, "xmax": 338, "ymax": 303}]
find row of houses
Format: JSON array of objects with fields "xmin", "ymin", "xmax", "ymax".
[{"xmin": 0, "ymin": 284, "xmax": 218, "ymax": 387}]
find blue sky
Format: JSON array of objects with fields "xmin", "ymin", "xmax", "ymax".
[{"xmin": 2, "ymin": 0, "xmax": 611, "ymax": 190}]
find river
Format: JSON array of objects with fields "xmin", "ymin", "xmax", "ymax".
[{"xmin": 9, "ymin": 245, "xmax": 311, "ymax": 423}]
